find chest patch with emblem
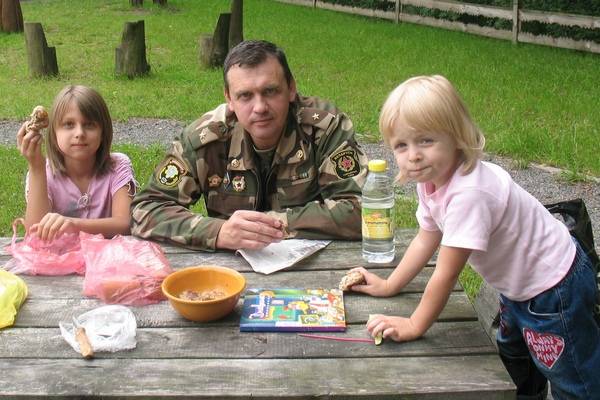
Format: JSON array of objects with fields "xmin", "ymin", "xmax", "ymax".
[
  {"xmin": 232, "ymin": 175, "xmax": 246, "ymax": 192},
  {"xmin": 158, "ymin": 159, "xmax": 187, "ymax": 187},
  {"xmin": 330, "ymin": 149, "xmax": 361, "ymax": 179}
]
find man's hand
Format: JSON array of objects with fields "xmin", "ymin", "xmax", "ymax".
[
  {"xmin": 16, "ymin": 122, "xmax": 45, "ymax": 169},
  {"xmin": 348, "ymin": 266, "xmax": 393, "ymax": 297},
  {"xmin": 29, "ymin": 213, "xmax": 79, "ymax": 242},
  {"xmin": 366, "ymin": 314, "xmax": 423, "ymax": 343},
  {"xmin": 216, "ymin": 210, "xmax": 284, "ymax": 250}
]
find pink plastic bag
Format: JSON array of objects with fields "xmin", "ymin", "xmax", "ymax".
[
  {"xmin": 80, "ymin": 233, "xmax": 172, "ymax": 306},
  {"xmin": 4, "ymin": 219, "xmax": 85, "ymax": 276}
]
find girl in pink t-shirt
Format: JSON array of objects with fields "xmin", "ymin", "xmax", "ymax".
[
  {"xmin": 16, "ymin": 85, "xmax": 135, "ymax": 241},
  {"xmin": 350, "ymin": 75, "xmax": 599, "ymax": 399}
]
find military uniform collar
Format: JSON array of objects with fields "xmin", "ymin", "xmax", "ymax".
[{"xmin": 227, "ymin": 98, "xmax": 309, "ymax": 171}]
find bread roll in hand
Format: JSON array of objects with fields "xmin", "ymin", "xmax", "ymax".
[
  {"xmin": 338, "ymin": 270, "xmax": 365, "ymax": 291},
  {"xmin": 25, "ymin": 105, "xmax": 49, "ymax": 134}
]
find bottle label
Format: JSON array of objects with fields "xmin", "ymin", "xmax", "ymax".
[{"xmin": 362, "ymin": 208, "xmax": 394, "ymax": 240}]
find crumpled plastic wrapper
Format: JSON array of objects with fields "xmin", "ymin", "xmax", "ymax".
[{"xmin": 59, "ymin": 305, "xmax": 137, "ymax": 353}]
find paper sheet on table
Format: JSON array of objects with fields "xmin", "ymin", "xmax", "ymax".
[{"xmin": 237, "ymin": 239, "xmax": 331, "ymax": 274}]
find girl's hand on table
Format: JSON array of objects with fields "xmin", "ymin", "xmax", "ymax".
[
  {"xmin": 30, "ymin": 213, "xmax": 79, "ymax": 242},
  {"xmin": 367, "ymin": 314, "xmax": 422, "ymax": 343},
  {"xmin": 348, "ymin": 266, "xmax": 392, "ymax": 297}
]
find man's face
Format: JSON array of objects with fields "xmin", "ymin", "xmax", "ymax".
[{"xmin": 224, "ymin": 56, "xmax": 297, "ymax": 150}]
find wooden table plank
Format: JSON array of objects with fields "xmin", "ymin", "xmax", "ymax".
[
  {"xmin": 152, "ymin": 229, "xmax": 419, "ymax": 255},
  {"xmin": 0, "ymin": 321, "xmax": 496, "ymax": 359},
  {"xmin": 12, "ymin": 292, "xmax": 476, "ymax": 328},
  {"xmin": 0, "ymin": 229, "xmax": 437, "ymax": 266},
  {"xmin": 16, "ymin": 267, "xmax": 458, "ymax": 300},
  {"xmin": 0, "ymin": 237, "xmax": 10, "ymax": 252},
  {"xmin": 0, "ymin": 357, "xmax": 514, "ymax": 399}
]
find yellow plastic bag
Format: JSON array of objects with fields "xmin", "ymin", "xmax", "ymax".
[{"xmin": 0, "ymin": 268, "xmax": 28, "ymax": 329}]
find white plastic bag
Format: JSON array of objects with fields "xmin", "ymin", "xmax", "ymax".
[{"xmin": 59, "ymin": 305, "xmax": 137, "ymax": 353}]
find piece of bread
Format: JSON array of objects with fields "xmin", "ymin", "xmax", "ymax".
[
  {"xmin": 25, "ymin": 105, "xmax": 49, "ymax": 134},
  {"xmin": 338, "ymin": 270, "xmax": 365, "ymax": 291},
  {"xmin": 368, "ymin": 314, "xmax": 383, "ymax": 345}
]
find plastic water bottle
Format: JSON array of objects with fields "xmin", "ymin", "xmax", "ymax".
[{"xmin": 362, "ymin": 159, "xmax": 395, "ymax": 263}]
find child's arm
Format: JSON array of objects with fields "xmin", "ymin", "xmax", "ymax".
[
  {"xmin": 30, "ymin": 185, "xmax": 132, "ymax": 241},
  {"xmin": 16, "ymin": 123, "xmax": 51, "ymax": 229},
  {"xmin": 352, "ymin": 228, "xmax": 442, "ymax": 297},
  {"xmin": 367, "ymin": 245, "xmax": 471, "ymax": 342}
]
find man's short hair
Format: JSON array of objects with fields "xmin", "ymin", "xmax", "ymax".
[{"xmin": 223, "ymin": 40, "xmax": 293, "ymax": 91}]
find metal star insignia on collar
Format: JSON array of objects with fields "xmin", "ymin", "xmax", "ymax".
[{"xmin": 312, "ymin": 113, "xmax": 320, "ymax": 120}]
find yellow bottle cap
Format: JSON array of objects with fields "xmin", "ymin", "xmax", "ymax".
[{"xmin": 368, "ymin": 159, "xmax": 387, "ymax": 172}]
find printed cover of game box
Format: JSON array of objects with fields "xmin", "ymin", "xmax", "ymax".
[{"xmin": 239, "ymin": 288, "xmax": 346, "ymax": 332}]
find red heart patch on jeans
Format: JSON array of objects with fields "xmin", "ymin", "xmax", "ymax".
[{"xmin": 523, "ymin": 328, "xmax": 565, "ymax": 369}]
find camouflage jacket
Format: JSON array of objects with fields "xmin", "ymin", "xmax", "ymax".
[{"xmin": 131, "ymin": 95, "xmax": 368, "ymax": 251}]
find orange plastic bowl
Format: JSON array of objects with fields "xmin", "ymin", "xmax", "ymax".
[{"xmin": 161, "ymin": 265, "xmax": 246, "ymax": 322}]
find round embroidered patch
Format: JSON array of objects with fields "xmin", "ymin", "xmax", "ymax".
[
  {"xmin": 232, "ymin": 175, "xmax": 246, "ymax": 192},
  {"xmin": 158, "ymin": 160, "xmax": 186, "ymax": 187},
  {"xmin": 330, "ymin": 149, "xmax": 360, "ymax": 179}
]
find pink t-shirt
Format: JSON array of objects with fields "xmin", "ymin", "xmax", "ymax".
[
  {"xmin": 416, "ymin": 161, "xmax": 575, "ymax": 301},
  {"xmin": 26, "ymin": 152, "xmax": 135, "ymax": 219}
]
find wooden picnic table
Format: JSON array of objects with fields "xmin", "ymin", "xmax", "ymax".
[{"xmin": 0, "ymin": 230, "xmax": 515, "ymax": 399}]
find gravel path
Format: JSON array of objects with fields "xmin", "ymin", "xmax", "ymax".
[{"xmin": 2, "ymin": 118, "xmax": 599, "ymax": 252}]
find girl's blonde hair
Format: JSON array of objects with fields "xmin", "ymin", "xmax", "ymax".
[
  {"xmin": 379, "ymin": 75, "xmax": 485, "ymax": 179},
  {"xmin": 46, "ymin": 85, "xmax": 113, "ymax": 175}
]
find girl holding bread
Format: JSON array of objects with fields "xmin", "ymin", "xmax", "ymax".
[{"xmin": 16, "ymin": 85, "xmax": 136, "ymax": 241}]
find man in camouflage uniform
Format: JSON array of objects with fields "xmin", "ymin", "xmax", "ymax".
[{"xmin": 131, "ymin": 40, "xmax": 367, "ymax": 251}]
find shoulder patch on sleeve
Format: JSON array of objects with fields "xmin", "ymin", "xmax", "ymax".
[
  {"xmin": 330, "ymin": 148, "xmax": 361, "ymax": 179},
  {"xmin": 297, "ymin": 107, "xmax": 335, "ymax": 130},
  {"xmin": 187, "ymin": 104, "xmax": 231, "ymax": 149},
  {"xmin": 157, "ymin": 157, "xmax": 188, "ymax": 187}
]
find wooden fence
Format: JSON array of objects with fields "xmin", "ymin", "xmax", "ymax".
[{"xmin": 276, "ymin": 0, "xmax": 600, "ymax": 54}]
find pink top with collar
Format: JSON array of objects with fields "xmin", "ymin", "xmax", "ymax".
[
  {"xmin": 26, "ymin": 152, "xmax": 135, "ymax": 219},
  {"xmin": 416, "ymin": 160, "xmax": 575, "ymax": 301}
]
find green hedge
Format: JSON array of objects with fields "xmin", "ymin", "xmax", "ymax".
[
  {"xmin": 318, "ymin": 0, "xmax": 600, "ymax": 43},
  {"xmin": 322, "ymin": 0, "xmax": 393, "ymax": 11},
  {"xmin": 460, "ymin": 0, "xmax": 600, "ymax": 16},
  {"xmin": 403, "ymin": 4, "xmax": 512, "ymax": 30},
  {"xmin": 321, "ymin": 0, "xmax": 600, "ymax": 15}
]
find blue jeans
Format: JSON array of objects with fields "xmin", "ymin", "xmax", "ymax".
[{"xmin": 497, "ymin": 238, "xmax": 600, "ymax": 400}]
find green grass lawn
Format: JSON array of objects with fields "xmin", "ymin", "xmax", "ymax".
[
  {"xmin": 1, "ymin": 0, "xmax": 599, "ymax": 173},
  {"xmin": 2, "ymin": 0, "xmax": 598, "ymax": 298}
]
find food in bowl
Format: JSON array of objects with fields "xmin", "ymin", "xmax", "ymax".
[
  {"xmin": 179, "ymin": 289, "xmax": 226, "ymax": 301},
  {"xmin": 161, "ymin": 265, "xmax": 246, "ymax": 322}
]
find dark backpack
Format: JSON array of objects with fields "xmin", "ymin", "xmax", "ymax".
[{"xmin": 544, "ymin": 199, "xmax": 599, "ymax": 275}]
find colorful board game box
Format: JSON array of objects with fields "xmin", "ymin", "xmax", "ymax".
[{"xmin": 239, "ymin": 288, "xmax": 346, "ymax": 332}]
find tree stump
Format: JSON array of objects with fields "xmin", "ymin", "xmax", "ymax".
[
  {"xmin": 1, "ymin": 0, "xmax": 24, "ymax": 33},
  {"xmin": 115, "ymin": 20, "xmax": 150, "ymax": 78},
  {"xmin": 199, "ymin": 34, "xmax": 214, "ymax": 68},
  {"xmin": 130, "ymin": 0, "xmax": 143, "ymax": 7},
  {"xmin": 24, "ymin": 22, "xmax": 58, "ymax": 77},
  {"xmin": 212, "ymin": 13, "xmax": 231, "ymax": 66},
  {"xmin": 199, "ymin": 13, "xmax": 230, "ymax": 68},
  {"xmin": 229, "ymin": 0, "xmax": 243, "ymax": 50}
]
